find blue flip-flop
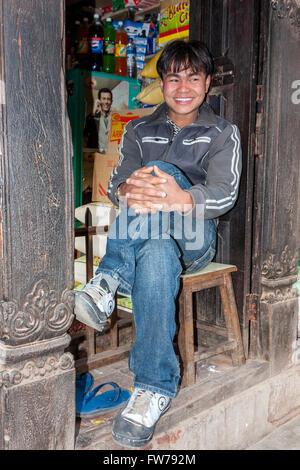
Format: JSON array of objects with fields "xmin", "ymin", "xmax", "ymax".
[
  {"xmin": 76, "ymin": 381, "xmax": 131, "ymax": 418},
  {"xmin": 76, "ymin": 373, "xmax": 94, "ymax": 411}
]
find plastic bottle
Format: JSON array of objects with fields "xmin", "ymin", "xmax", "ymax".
[
  {"xmin": 147, "ymin": 21, "xmax": 158, "ymax": 55},
  {"xmin": 112, "ymin": 0, "xmax": 125, "ymax": 12},
  {"xmin": 115, "ymin": 21, "xmax": 128, "ymax": 77},
  {"xmin": 103, "ymin": 18, "xmax": 116, "ymax": 74},
  {"xmin": 126, "ymin": 38, "xmax": 136, "ymax": 78},
  {"xmin": 77, "ymin": 17, "xmax": 89, "ymax": 69},
  {"xmin": 88, "ymin": 13, "xmax": 104, "ymax": 71}
]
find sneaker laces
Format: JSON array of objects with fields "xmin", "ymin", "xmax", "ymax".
[
  {"xmin": 127, "ymin": 389, "xmax": 155, "ymax": 417},
  {"xmin": 84, "ymin": 274, "xmax": 115, "ymax": 316},
  {"xmin": 122, "ymin": 389, "xmax": 155, "ymax": 427},
  {"xmin": 122, "ymin": 388, "xmax": 170, "ymax": 428},
  {"xmin": 86, "ymin": 274, "xmax": 107, "ymax": 295}
]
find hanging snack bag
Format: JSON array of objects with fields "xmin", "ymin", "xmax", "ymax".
[{"xmin": 159, "ymin": 1, "xmax": 190, "ymax": 46}]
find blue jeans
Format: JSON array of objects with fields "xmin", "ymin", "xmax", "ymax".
[{"xmin": 96, "ymin": 161, "xmax": 216, "ymax": 397}]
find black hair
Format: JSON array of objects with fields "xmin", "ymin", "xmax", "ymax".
[
  {"xmin": 156, "ymin": 40, "xmax": 214, "ymax": 79},
  {"xmin": 98, "ymin": 88, "xmax": 113, "ymax": 100}
]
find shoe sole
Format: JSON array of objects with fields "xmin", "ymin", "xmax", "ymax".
[
  {"xmin": 112, "ymin": 430, "xmax": 152, "ymax": 449},
  {"xmin": 74, "ymin": 291, "xmax": 109, "ymax": 332},
  {"xmin": 111, "ymin": 402, "xmax": 171, "ymax": 449}
]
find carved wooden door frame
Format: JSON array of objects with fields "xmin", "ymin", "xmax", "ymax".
[
  {"xmin": 249, "ymin": 0, "xmax": 300, "ymax": 371},
  {"xmin": 0, "ymin": 0, "xmax": 75, "ymax": 449},
  {"xmin": 189, "ymin": 0, "xmax": 260, "ymax": 355},
  {"xmin": 189, "ymin": 0, "xmax": 300, "ymax": 369}
]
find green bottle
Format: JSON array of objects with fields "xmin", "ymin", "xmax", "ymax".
[
  {"xmin": 112, "ymin": 0, "xmax": 125, "ymax": 12},
  {"xmin": 103, "ymin": 18, "xmax": 116, "ymax": 74}
]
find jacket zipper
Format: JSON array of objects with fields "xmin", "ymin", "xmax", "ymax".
[
  {"xmin": 159, "ymin": 120, "xmax": 204, "ymax": 161},
  {"xmin": 162, "ymin": 122, "xmax": 194, "ymax": 160}
]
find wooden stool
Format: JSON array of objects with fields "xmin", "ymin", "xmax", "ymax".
[
  {"xmin": 178, "ymin": 262, "xmax": 246, "ymax": 387},
  {"xmin": 73, "ymin": 208, "xmax": 135, "ymax": 373}
]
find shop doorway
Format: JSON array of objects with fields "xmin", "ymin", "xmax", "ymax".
[
  {"xmin": 189, "ymin": 0, "xmax": 259, "ymax": 355},
  {"xmin": 66, "ymin": 0, "xmax": 260, "ymax": 360}
]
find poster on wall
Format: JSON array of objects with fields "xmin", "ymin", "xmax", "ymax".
[{"xmin": 83, "ymin": 75, "xmax": 140, "ymax": 154}]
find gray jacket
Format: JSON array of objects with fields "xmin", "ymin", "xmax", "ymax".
[{"xmin": 107, "ymin": 101, "xmax": 242, "ymax": 220}]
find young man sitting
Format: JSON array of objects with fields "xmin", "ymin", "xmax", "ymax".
[{"xmin": 74, "ymin": 40, "xmax": 242, "ymax": 448}]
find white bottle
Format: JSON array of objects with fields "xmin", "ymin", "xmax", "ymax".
[{"xmin": 126, "ymin": 38, "xmax": 136, "ymax": 78}]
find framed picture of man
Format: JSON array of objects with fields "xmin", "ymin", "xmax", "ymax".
[
  {"xmin": 66, "ymin": 69, "xmax": 142, "ymax": 208},
  {"xmin": 84, "ymin": 88, "xmax": 113, "ymax": 153},
  {"xmin": 83, "ymin": 74, "xmax": 140, "ymax": 154}
]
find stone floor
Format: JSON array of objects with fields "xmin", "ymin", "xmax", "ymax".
[
  {"xmin": 74, "ymin": 352, "xmax": 300, "ymax": 451},
  {"xmin": 75, "ymin": 354, "xmax": 272, "ymax": 450},
  {"xmin": 75, "ymin": 354, "xmax": 236, "ymax": 450},
  {"xmin": 247, "ymin": 415, "xmax": 300, "ymax": 450}
]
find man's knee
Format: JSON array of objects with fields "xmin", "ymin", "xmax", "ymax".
[
  {"xmin": 138, "ymin": 238, "xmax": 180, "ymax": 258},
  {"xmin": 145, "ymin": 160, "xmax": 191, "ymax": 190},
  {"xmin": 146, "ymin": 160, "xmax": 178, "ymax": 174}
]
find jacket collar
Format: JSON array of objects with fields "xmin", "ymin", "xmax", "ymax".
[{"xmin": 143, "ymin": 100, "xmax": 218, "ymax": 127}]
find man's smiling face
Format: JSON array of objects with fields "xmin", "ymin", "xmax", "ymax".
[
  {"xmin": 160, "ymin": 67, "xmax": 211, "ymax": 127},
  {"xmin": 99, "ymin": 91, "xmax": 112, "ymax": 115}
]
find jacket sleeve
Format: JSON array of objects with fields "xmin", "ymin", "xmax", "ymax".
[
  {"xmin": 107, "ymin": 120, "xmax": 143, "ymax": 206},
  {"xmin": 186, "ymin": 124, "xmax": 242, "ymax": 219}
]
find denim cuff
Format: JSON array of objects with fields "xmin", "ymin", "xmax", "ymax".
[
  {"xmin": 95, "ymin": 267, "xmax": 132, "ymax": 296},
  {"xmin": 133, "ymin": 380, "xmax": 178, "ymax": 399}
]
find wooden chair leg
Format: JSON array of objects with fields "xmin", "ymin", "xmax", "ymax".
[
  {"xmin": 131, "ymin": 315, "xmax": 136, "ymax": 343},
  {"xmin": 110, "ymin": 305, "xmax": 118, "ymax": 349},
  {"xmin": 85, "ymin": 208, "xmax": 96, "ymax": 357},
  {"xmin": 178, "ymin": 289, "xmax": 196, "ymax": 387},
  {"xmin": 86, "ymin": 326, "xmax": 96, "ymax": 356},
  {"xmin": 219, "ymin": 274, "xmax": 246, "ymax": 366}
]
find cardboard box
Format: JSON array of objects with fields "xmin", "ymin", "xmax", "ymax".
[
  {"xmin": 92, "ymin": 152, "xmax": 119, "ymax": 203},
  {"xmin": 159, "ymin": 1, "xmax": 190, "ymax": 45},
  {"xmin": 106, "ymin": 107, "xmax": 155, "ymax": 154},
  {"xmin": 92, "ymin": 107, "xmax": 155, "ymax": 203},
  {"xmin": 82, "ymin": 156, "xmax": 94, "ymax": 191},
  {"xmin": 109, "ymin": 111, "xmax": 143, "ymax": 145}
]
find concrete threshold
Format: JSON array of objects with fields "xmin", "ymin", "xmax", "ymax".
[
  {"xmin": 76, "ymin": 355, "xmax": 300, "ymax": 450},
  {"xmin": 246, "ymin": 414, "xmax": 300, "ymax": 450}
]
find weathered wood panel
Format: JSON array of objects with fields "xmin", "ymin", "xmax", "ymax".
[
  {"xmin": 249, "ymin": 0, "xmax": 300, "ymax": 367},
  {"xmin": 190, "ymin": 0, "xmax": 260, "ymax": 354},
  {"xmin": 0, "ymin": 0, "xmax": 75, "ymax": 449},
  {"xmin": 0, "ymin": 0, "xmax": 74, "ymax": 345}
]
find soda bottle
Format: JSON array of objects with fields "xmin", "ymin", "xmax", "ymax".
[
  {"xmin": 112, "ymin": 0, "xmax": 125, "ymax": 11},
  {"xmin": 88, "ymin": 13, "xmax": 104, "ymax": 71},
  {"xmin": 126, "ymin": 38, "xmax": 136, "ymax": 78},
  {"xmin": 77, "ymin": 17, "xmax": 89, "ymax": 69},
  {"xmin": 103, "ymin": 18, "xmax": 116, "ymax": 74},
  {"xmin": 115, "ymin": 21, "xmax": 128, "ymax": 77}
]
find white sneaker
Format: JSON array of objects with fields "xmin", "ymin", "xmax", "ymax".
[
  {"xmin": 74, "ymin": 273, "xmax": 115, "ymax": 332},
  {"xmin": 112, "ymin": 387, "xmax": 171, "ymax": 448}
]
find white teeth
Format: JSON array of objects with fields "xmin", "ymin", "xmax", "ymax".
[{"xmin": 175, "ymin": 98, "xmax": 192, "ymax": 102}]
